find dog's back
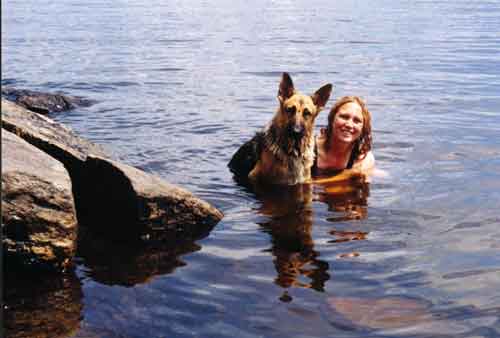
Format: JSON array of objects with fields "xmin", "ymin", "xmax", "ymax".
[{"xmin": 228, "ymin": 132, "xmax": 264, "ymax": 180}]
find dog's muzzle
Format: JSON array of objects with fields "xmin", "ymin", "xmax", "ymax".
[{"xmin": 289, "ymin": 124, "xmax": 305, "ymax": 138}]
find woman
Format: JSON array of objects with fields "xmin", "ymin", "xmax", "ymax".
[{"xmin": 313, "ymin": 96, "xmax": 375, "ymax": 178}]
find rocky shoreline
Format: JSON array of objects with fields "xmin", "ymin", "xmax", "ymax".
[
  {"xmin": 2, "ymin": 87, "xmax": 95, "ymax": 114},
  {"xmin": 1, "ymin": 89, "xmax": 224, "ymax": 273}
]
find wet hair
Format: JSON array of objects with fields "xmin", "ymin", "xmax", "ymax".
[{"xmin": 322, "ymin": 96, "xmax": 372, "ymax": 163}]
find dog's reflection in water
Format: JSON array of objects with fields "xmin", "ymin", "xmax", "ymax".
[
  {"xmin": 254, "ymin": 183, "xmax": 328, "ymax": 301},
  {"xmin": 252, "ymin": 175, "xmax": 370, "ymax": 302}
]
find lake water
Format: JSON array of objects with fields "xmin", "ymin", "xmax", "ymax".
[{"xmin": 2, "ymin": 1, "xmax": 500, "ymax": 337}]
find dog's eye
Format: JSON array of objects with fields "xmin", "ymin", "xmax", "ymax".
[
  {"xmin": 303, "ymin": 109, "xmax": 311, "ymax": 117},
  {"xmin": 285, "ymin": 106, "xmax": 296, "ymax": 115}
]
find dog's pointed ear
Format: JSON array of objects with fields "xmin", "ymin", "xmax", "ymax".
[
  {"xmin": 278, "ymin": 72, "xmax": 295, "ymax": 103},
  {"xmin": 311, "ymin": 84, "xmax": 333, "ymax": 111}
]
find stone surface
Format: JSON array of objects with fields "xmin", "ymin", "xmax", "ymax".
[
  {"xmin": 2, "ymin": 98, "xmax": 109, "ymax": 225},
  {"xmin": 2, "ymin": 130, "xmax": 78, "ymax": 271},
  {"xmin": 1, "ymin": 98, "xmax": 109, "ymax": 163},
  {"xmin": 2, "ymin": 87, "xmax": 94, "ymax": 114},
  {"xmin": 84, "ymin": 156, "xmax": 224, "ymax": 242},
  {"xmin": 2, "ymin": 99, "xmax": 224, "ymax": 244}
]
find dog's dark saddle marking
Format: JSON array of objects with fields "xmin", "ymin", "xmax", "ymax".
[{"xmin": 228, "ymin": 132, "xmax": 264, "ymax": 179}]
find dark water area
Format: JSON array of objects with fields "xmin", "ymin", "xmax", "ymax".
[{"xmin": 2, "ymin": 0, "xmax": 500, "ymax": 337}]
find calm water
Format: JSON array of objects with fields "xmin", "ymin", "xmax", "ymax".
[{"xmin": 3, "ymin": 1, "xmax": 500, "ymax": 337}]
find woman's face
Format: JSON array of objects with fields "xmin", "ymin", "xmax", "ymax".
[{"xmin": 332, "ymin": 101, "xmax": 364, "ymax": 145}]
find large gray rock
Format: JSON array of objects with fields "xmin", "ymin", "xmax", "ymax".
[
  {"xmin": 2, "ymin": 87, "xmax": 94, "ymax": 114},
  {"xmin": 2, "ymin": 99, "xmax": 223, "ymax": 243},
  {"xmin": 2, "ymin": 98, "xmax": 109, "ymax": 227},
  {"xmin": 2, "ymin": 130, "xmax": 78, "ymax": 271},
  {"xmin": 1, "ymin": 98, "xmax": 109, "ymax": 164}
]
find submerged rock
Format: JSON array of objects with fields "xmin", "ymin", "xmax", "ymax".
[
  {"xmin": 326, "ymin": 296, "xmax": 432, "ymax": 331},
  {"xmin": 2, "ymin": 87, "xmax": 94, "ymax": 114},
  {"xmin": 2, "ymin": 130, "xmax": 78, "ymax": 271}
]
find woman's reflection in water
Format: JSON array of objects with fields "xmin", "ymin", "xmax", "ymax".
[
  {"xmin": 252, "ymin": 174, "xmax": 370, "ymax": 302},
  {"xmin": 315, "ymin": 174, "xmax": 370, "ymax": 247}
]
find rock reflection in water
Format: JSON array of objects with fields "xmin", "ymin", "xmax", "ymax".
[
  {"xmin": 4, "ymin": 270, "xmax": 83, "ymax": 338},
  {"xmin": 77, "ymin": 228, "xmax": 202, "ymax": 287}
]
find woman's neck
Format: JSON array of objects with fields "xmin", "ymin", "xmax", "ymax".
[
  {"xmin": 328, "ymin": 137, "xmax": 354, "ymax": 158},
  {"xmin": 317, "ymin": 137, "xmax": 354, "ymax": 170}
]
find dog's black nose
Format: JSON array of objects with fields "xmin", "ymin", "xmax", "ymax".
[{"xmin": 289, "ymin": 124, "xmax": 304, "ymax": 139}]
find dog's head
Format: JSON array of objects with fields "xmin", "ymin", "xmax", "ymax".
[{"xmin": 276, "ymin": 72, "xmax": 333, "ymax": 142}]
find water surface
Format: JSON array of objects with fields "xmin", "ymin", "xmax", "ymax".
[{"xmin": 3, "ymin": 1, "xmax": 500, "ymax": 337}]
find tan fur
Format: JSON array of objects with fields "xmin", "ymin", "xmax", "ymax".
[{"xmin": 249, "ymin": 73, "xmax": 333, "ymax": 185}]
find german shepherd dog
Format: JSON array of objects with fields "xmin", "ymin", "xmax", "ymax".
[{"xmin": 228, "ymin": 73, "xmax": 333, "ymax": 185}]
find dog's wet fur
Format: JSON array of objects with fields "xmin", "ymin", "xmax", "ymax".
[{"xmin": 228, "ymin": 73, "xmax": 332, "ymax": 185}]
